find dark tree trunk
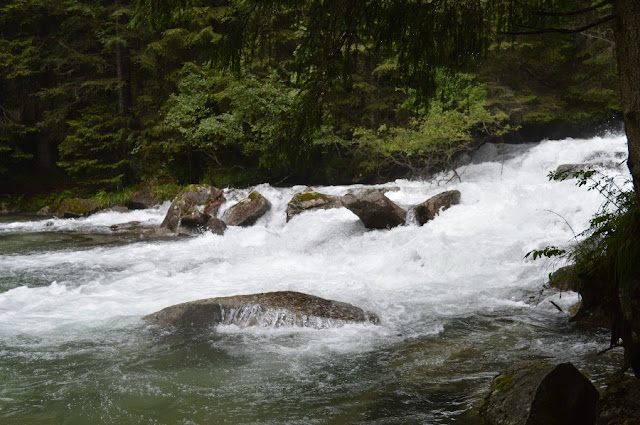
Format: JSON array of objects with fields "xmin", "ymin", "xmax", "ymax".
[
  {"xmin": 612, "ymin": 0, "xmax": 640, "ymax": 377},
  {"xmin": 37, "ymin": 129, "xmax": 54, "ymax": 169},
  {"xmin": 114, "ymin": 1, "xmax": 131, "ymax": 116},
  {"xmin": 612, "ymin": 0, "xmax": 640, "ymax": 206}
]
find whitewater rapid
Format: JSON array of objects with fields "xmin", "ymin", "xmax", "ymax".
[{"xmin": 0, "ymin": 133, "xmax": 630, "ymax": 424}]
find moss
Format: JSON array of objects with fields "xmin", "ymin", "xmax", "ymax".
[
  {"xmin": 491, "ymin": 373, "xmax": 515, "ymax": 394},
  {"xmin": 248, "ymin": 191, "xmax": 263, "ymax": 201},
  {"xmin": 292, "ymin": 192, "xmax": 330, "ymax": 203}
]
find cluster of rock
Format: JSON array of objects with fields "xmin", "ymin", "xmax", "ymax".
[
  {"xmin": 121, "ymin": 184, "xmax": 459, "ymax": 236},
  {"xmin": 155, "ymin": 184, "xmax": 272, "ymax": 236},
  {"xmin": 286, "ymin": 186, "xmax": 461, "ymax": 229},
  {"xmin": 34, "ymin": 182, "xmax": 461, "ymax": 237}
]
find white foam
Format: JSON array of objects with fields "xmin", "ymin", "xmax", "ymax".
[{"xmin": 0, "ymin": 134, "xmax": 629, "ymax": 351}]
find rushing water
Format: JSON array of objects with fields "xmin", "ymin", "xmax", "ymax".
[{"xmin": 0, "ymin": 134, "xmax": 631, "ymax": 424}]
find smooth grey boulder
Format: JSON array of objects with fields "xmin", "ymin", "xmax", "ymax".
[
  {"xmin": 480, "ymin": 362, "xmax": 599, "ymax": 425},
  {"xmin": 598, "ymin": 376, "xmax": 640, "ymax": 424},
  {"xmin": 411, "ymin": 190, "xmax": 460, "ymax": 225},
  {"xmin": 161, "ymin": 184, "xmax": 226, "ymax": 233},
  {"xmin": 223, "ymin": 191, "xmax": 271, "ymax": 226},
  {"xmin": 143, "ymin": 291, "xmax": 379, "ymax": 329},
  {"xmin": 341, "ymin": 189, "xmax": 406, "ymax": 229},
  {"xmin": 285, "ymin": 187, "xmax": 342, "ymax": 222}
]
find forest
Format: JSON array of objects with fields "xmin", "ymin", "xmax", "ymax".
[{"xmin": 0, "ymin": 0, "xmax": 622, "ymax": 205}]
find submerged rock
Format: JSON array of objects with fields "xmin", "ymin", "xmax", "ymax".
[
  {"xmin": 143, "ymin": 291, "xmax": 379, "ymax": 329},
  {"xmin": 480, "ymin": 362, "xmax": 599, "ymax": 425},
  {"xmin": 285, "ymin": 187, "xmax": 342, "ymax": 222},
  {"xmin": 223, "ymin": 191, "xmax": 271, "ymax": 226},
  {"xmin": 161, "ymin": 184, "xmax": 226, "ymax": 233},
  {"xmin": 411, "ymin": 190, "xmax": 461, "ymax": 225},
  {"xmin": 341, "ymin": 189, "xmax": 406, "ymax": 229}
]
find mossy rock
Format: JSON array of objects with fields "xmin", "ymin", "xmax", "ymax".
[
  {"xmin": 480, "ymin": 362, "xmax": 598, "ymax": 425},
  {"xmin": 55, "ymin": 198, "xmax": 100, "ymax": 218},
  {"xmin": 223, "ymin": 190, "xmax": 271, "ymax": 227},
  {"xmin": 285, "ymin": 188, "xmax": 342, "ymax": 222}
]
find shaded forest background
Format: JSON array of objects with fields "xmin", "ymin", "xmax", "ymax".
[{"xmin": 0, "ymin": 0, "xmax": 621, "ymax": 203}]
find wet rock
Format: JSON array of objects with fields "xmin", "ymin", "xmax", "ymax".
[
  {"xmin": 206, "ymin": 217, "xmax": 227, "ymax": 235},
  {"xmin": 341, "ymin": 189, "xmax": 406, "ymax": 229},
  {"xmin": 223, "ymin": 191, "xmax": 271, "ymax": 226},
  {"xmin": 480, "ymin": 362, "xmax": 599, "ymax": 425},
  {"xmin": 161, "ymin": 184, "xmax": 226, "ymax": 233},
  {"xmin": 411, "ymin": 190, "xmax": 461, "ymax": 225},
  {"xmin": 548, "ymin": 265, "xmax": 580, "ymax": 292},
  {"xmin": 109, "ymin": 221, "xmax": 141, "ymax": 231},
  {"xmin": 598, "ymin": 376, "xmax": 640, "ymax": 424},
  {"xmin": 0, "ymin": 202, "xmax": 9, "ymax": 214},
  {"xmin": 285, "ymin": 187, "xmax": 342, "ymax": 222},
  {"xmin": 143, "ymin": 291, "xmax": 379, "ymax": 329},
  {"xmin": 55, "ymin": 198, "xmax": 100, "ymax": 218}
]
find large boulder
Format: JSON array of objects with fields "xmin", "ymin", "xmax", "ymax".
[
  {"xmin": 480, "ymin": 362, "xmax": 599, "ymax": 425},
  {"xmin": 341, "ymin": 189, "xmax": 406, "ymax": 229},
  {"xmin": 161, "ymin": 184, "xmax": 226, "ymax": 233},
  {"xmin": 55, "ymin": 198, "xmax": 100, "ymax": 218},
  {"xmin": 143, "ymin": 291, "xmax": 379, "ymax": 329},
  {"xmin": 598, "ymin": 376, "xmax": 640, "ymax": 424},
  {"xmin": 411, "ymin": 190, "xmax": 461, "ymax": 225},
  {"xmin": 223, "ymin": 191, "xmax": 271, "ymax": 226},
  {"xmin": 285, "ymin": 187, "xmax": 342, "ymax": 222}
]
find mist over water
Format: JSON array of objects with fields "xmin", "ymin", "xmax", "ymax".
[{"xmin": 0, "ymin": 134, "xmax": 629, "ymax": 424}]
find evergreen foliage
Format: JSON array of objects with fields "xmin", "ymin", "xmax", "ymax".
[{"xmin": 0, "ymin": 0, "xmax": 621, "ymax": 191}]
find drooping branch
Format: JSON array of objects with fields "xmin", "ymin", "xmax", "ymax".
[
  {"xmin": 501, "ymin": 14, "xmax": 614, "ymax": 35},
  {"xmin": 533, "ymin": 0, "xmax": 612, "ymax": 17}
]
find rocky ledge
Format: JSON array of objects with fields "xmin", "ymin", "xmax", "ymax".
[{"xmin": 143, "ymin": 291, "xmax": 379, "ymax": 329}]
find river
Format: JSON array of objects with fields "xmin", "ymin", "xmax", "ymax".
[{"xmin": 0, "ymin": 134, "xmax": 629, "ymax": 424}]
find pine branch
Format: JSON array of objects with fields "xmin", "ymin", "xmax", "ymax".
[
  {"xmin": 500, "ymin": 14, "xmax": 614, "ymax": 35},
  {"xmin": 533, "ymin": 0, "xmax": 612, "ymax": 17}
]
